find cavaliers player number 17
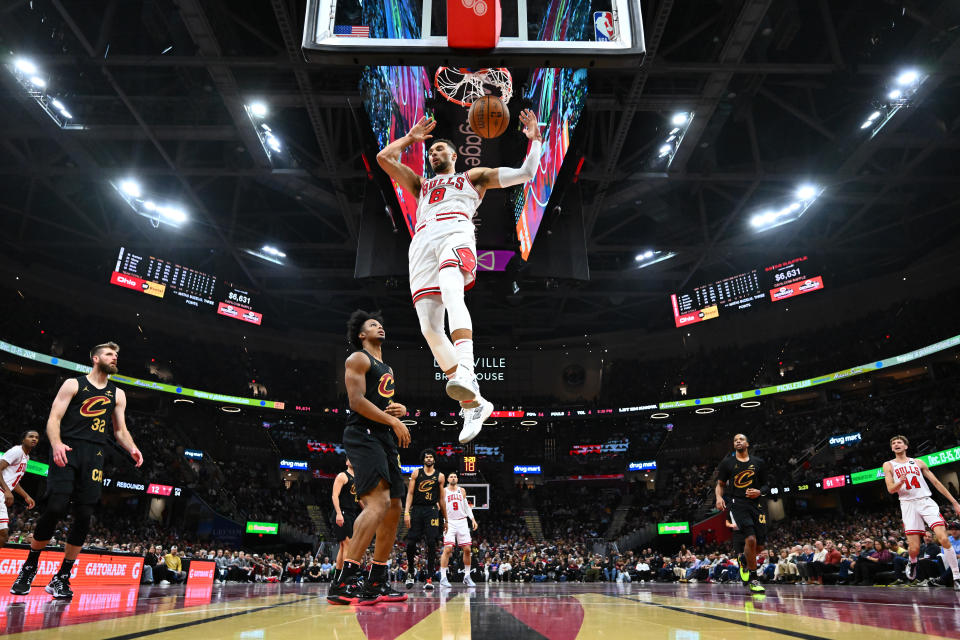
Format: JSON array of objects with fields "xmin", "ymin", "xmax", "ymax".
[{"xmin": 376, "ymin": 110, "xmax": 543, "ymax": 444}]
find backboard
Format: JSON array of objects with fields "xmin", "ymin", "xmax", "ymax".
[{"xmin": 302, "ymin": 0, "xmax": 645, "ymax": 68}]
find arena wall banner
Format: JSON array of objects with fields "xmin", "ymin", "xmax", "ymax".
[
  {"xmin": 0, "ymin": 340, "xmax": 285, "ymax": 410},
  {"xmin": 659, "ymin": 333, "xmax": 960, "ymax": 409},
  {"xmin": 0, "ymin": 548, "xmax": 142, "ymax": 589},
  {"xmin": 850, "ymin": 444, "xmax": 960, "ymax": 485}
]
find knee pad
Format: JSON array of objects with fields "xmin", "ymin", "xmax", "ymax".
[
  {"xmin": 33, "ymin": 493, "xmax": 72, "ymax": 542},
  {"xmin": 67, "ymin": 504, "xmax": 95, "ymax": 546}
]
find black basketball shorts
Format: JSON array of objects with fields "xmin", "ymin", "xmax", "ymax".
[
  {"xmin": 728, "ymin": 498, "xmax": 767, "ymax": 546},
  {"xmin": 45, "ymin": 440, "xmax": 105, "ymax": 505},
  {"xmin": 333, "ymin": 510, "xmax": 358, "ymax": 542},
  {"xmin": 342, "ymin": 424, "xmax": 405, "ymax": 500},
  {"xmin": 406, "ymin": 505, "xmax": 441, "ymax": 542}
]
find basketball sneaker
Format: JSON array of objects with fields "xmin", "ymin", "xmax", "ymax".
[
  {"xmin": 9, "ymin": 564, "xmax": 38, "ymax": 595},
  {"xmin": 446, "ymin": 368, "xmax": 479, "ymax": 403},
  {"xmin": 907, "ymin": 561, "xmax": 917, "ymax": 581},
  {"xmin": 423, "ymin": 578, "xmax": 435, "ymax": 591},
  {"xmin": 405, "ymin": 576, "xmax": 415, "ymax": 589},
  {"xmin": 45, "ymin": 575, "xmax": 74, "ymax": 600},
  {"xmin": 737, "ymin": 555, "xmax": 750, "ymax": 583},
  {"xmin": 459, "ymin": 398, "xmax": 493, "ymax": 444},
  {"xmin": 439, "ymin": 575, "xmax": 452, "ymax": 588},
  {"xmin": 745, "ymin": 579, "xmax": 765, "ymax": 594},
  {"xmin": 463, "ymin": 574, "xmax": 476, "ymax": 587},
  {"xmin": 373, "ymin": 582, "xmax": 408, "ymax": 602},
  {"xmin": 328, "ymin": 570, "xmax": 377, "ymax": 605}
]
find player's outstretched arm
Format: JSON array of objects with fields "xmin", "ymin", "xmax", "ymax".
[
  {"xmin": 376, "ymin": 116, "xmax": 434, "ymax": 197},
  {"xmin": 919, "ymin": 460, "xmax": 960, "ymax": 512},
  {"xmin": 469, "ymin": 109, "xmax": 543, "ymax": 192}
]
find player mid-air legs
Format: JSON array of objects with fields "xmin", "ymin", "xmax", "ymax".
[{"xmin": 376, "ymin": 110, "xmax": 542, "ymax": 443}]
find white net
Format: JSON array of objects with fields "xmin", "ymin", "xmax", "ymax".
[{"xmin": 434, "ymin": 67, "xmax": 513, "ymax": 107}]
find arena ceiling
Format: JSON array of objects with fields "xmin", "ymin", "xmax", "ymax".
[{"xmin": 1, "ymin": 0, "xmax": 960, "ymax": 341}]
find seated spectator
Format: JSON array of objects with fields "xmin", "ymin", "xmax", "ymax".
[{"xmin": 163, "ymin": 546, "xmax": 186, "ymax": 584}]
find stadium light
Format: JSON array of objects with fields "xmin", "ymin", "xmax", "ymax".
[
  {"xmin": 634, "ymin": 250, "xmax": 676, "ymax": 269},
  {"xmin": 6, "ymin": 56, "xmax": 80, "ymax": 129},
  {"xmin": 796, "ymin": 184, "xmax": 819, "ymax": 201},
  {"xmin": 110, "ymin": 180, "xmax": 188, "ymax": 228},
  {"xmin": 248, "ymin": 102, "xmax": 268, "ymax": 118},
  {"xmin": 887, "ymin": 89, "xmax": 902, "ymax": 100},
  {"xmin": 14, "ymin": 58, "xmax": 37, "ymax": 74},
  {"xmin": 119, "ymin": 179, "xmax": 142, "ymax": 198},
  {"xmin": 896, "ymin": 69, "xmax": 919, "ymax": 86},
  {"xmin": 671, "ymin": 112, "xmax": 689, "ymax": 126},
  {"xmin": 750, "ymin": 184, "xmax": 823, "ymax": 232},
  {"xmin": 28, "ymin": 76, "xmax": 46, "ymax": 88},
  {"xmin": 262, "ymin": 245, "xmax": 287, "ymax": 258}
]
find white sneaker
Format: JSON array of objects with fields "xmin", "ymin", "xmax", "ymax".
[
  {"xmin": 160, "ymin": 580, "xmax": 170, "ymax": 585},
  {"xmin": 464, "ymin": 574, "xmax": 476, "ymax": 587},
  {"xmin": 459, "ymin": 398, "xmax": 493, "ymax": 444},
  {"xmin": 446, "ymin": 368, "xmax": 479, "ymax": 403},
  {"xmin": 439, "ymin": 576, "xmax": 452, "ymax": 588},
  {"xmin": 405, "ymin": 577, "xmax": 414, "ymax": 589}
]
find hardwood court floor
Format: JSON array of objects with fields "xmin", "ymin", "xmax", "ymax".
[{"xmin": 0, "ymin": 581, "xmax": 958, "ymax": 639}]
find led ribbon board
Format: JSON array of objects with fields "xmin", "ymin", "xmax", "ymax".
[
  {"xmin": 0, "ymin": 340, "xmax": 285, "ymax": 410},
  {"xmin": 245, "ymin": 522, "xmax": 279, "ymax": 534},
  {"xmin": 658, "ymin": 522, "xmax": 690, "ymax": 534},
  {"xmin": 660, "ymin": 334, "xmax": 960, "ymax": 409}
]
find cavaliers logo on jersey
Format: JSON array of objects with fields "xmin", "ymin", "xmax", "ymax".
[
  {"xmin": 418, "ymin": 479, "xmax": 436, "ymax": 496},
  {"xmin": 378, "ymin": 373, "xmax": 395, "ymax": 398},
  {"xmin": 734, "ymin": 468, "xmax": 755, "ymax": 489},
  {"xmin": 79, "ymin": 396, "xmax": 112, "ymax": 417}
]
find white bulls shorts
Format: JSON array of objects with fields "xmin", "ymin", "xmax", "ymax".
[
  {"xmin": 900, "ymin": 497, "xmax": 945, "ymax": 535},
  {"xmin": 409, "ymin": 218, "xmax": 477, "ymax": 305},
  {"xmin": 0, "ymin": 502, "xmax": 8, "ymax": 531},
  {"xmin": 443, "ymin": 518, "xmax": 472, "ymax": 547}
]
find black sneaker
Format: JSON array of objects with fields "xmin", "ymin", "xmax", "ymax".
[
  {"xmin": 327, "ymin": 572, "xmax": 377, "ymax": 605},
  {"xmin": 374, "ymin": 581, "xmax": 408, "ymax": 602},
  {"xmin": 45, "ymin": 576, "xmax": 74, "ymax": 600},
  {"xmin": 9, "ymin": 565, "xmax": 38, "ymax": 595}
]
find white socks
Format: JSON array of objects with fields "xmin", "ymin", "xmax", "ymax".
[
  {"xmin": 440, "ymin": 567, "xmax": 448, "ymax": 579},
  {"xmin": 454, "ymin": 338, "xmax": 474, "ymax": 372},
  {"xmin": 944, "ymin": 546, "xmax": 960, "ymax": 579}
]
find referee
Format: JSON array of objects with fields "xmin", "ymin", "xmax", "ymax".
[
  {"xmin": 404, "ymin": 448, "xmax": 444, "ymax": 590},
  {"xmin": 715, "ymin": 433, "xmax": 768, "ymax": 594}
]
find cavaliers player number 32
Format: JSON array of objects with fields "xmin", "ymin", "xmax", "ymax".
[{"xmin": 376, "ymin": 110, "xmax": 543, "ymax": 444}]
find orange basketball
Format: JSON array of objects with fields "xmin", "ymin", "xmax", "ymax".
[{"xmin": 468, "ymin": 95, "xmax": 510, "ymax": 139}]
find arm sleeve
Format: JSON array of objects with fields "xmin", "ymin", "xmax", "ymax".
[{"xmin": 496, "ymin": 140, "xmax": 542, "ymax": 187}]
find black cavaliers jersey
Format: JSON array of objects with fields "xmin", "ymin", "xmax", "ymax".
[
  {"xmin": 716, "ymin": 454, "xmax": 767, "ymax": 501},
  {"xmin": 345, "ymin": 350, "xmax": 395, "ymax": 431},
  {"xmin": 61, "ymin": 375, "xmax": 117, "ymax": 445},
  {"xmin": 343, "ymin": 471, "xmax": 360, "ymax": 512},
  {"xmin": 412, "ymin": 467, "xmax": 440, "ymax": 506}
]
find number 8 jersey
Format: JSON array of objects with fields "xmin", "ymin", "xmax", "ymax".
[
  {"xmin": 414, "ymin": 171, "xmax": 482, "ymax": 232},
  {"xmin": 890, "ymin": 458, "xmax": 931, "ymax": 500},
  {"xmin": 61, "ymin": 375, "xmax": 116, "ymax": 445}
]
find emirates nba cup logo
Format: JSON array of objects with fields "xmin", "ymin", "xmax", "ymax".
[
  {"xmin": 734, "ymin": 469, "xmax": 755, "ymax": 488},
  {"xmin": 378, "ymin": 373, "xmax": 395, "ymax": 398},
  {"xmin": 79, "ymin": 396, "xmax": 111, "ymax": 417}
]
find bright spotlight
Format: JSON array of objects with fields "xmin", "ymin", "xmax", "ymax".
[
  {"xmin": 860, "ymin": 120, "xmax": 873, "ymax": 130},
  {"xmin": 867, "ymin": 111, "xmax": 881, "ymax": 121},
  {"xmin": 671, "ymin": 112, "xmax": 689, "ymax": 126},
  {"xmin": 14, "ymin": 58, "xmax": 37, "ymax": 74},
  {"xmin": 644, "ymin": 250, "xmax": 654, "ymax": 259},
  {"xmin": 249, "ymin": 102, "xmax": 268, "ymax": 118},
  {"xmin": 119, "ymin": 179, "xmax": 142, "ymax": 198},
  {"xmin": 143, "ymin": 200, "xmax": 156, "ymax": 211},
  {"xmin": 158, "ymin": 205, "xmax": 187, "ymax": 224},
  {"xmin": 266, "ymin": 135, "xmax": 281, "ymax": 152},
  {"xmin": 658, "ymin": 144, "xmax": 672, "ymax": 154},
  {"xmin": 51, "ymin": 99, "xmax": 64, "ymax": 110},
  {"xmin": 29, "ymin": 76, "xmax": 46, "ymax": 88},
  {"xmin": 669, "ymin": 128, "xmax": 680, "ymax": 135},
  {"xmin": 796, "ymin": 184, "xmax": 818, "ymax": 200},
  {"xmin": 887, "ymin": 89, "xmax": 902, "ymax": 100},
  {"xmin": 59, "ymin": 109, "xmax": 73, "ymax": 119},
  {"xmin": 896, "ymin": 70, "xmax": 919, "ymax": 85}
]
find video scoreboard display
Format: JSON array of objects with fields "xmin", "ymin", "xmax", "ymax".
[
  {"xmin": 110, "ymin": 247, "xmax": 263, "ymax": 325},
  {"xmin": 671, "ymin": 256, "xmax": 824, "ymax": 327}
]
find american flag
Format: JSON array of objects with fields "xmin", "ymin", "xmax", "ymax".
[{"xmin": 334, "ymin": 25, "xmax": 370, "ymax": 37}]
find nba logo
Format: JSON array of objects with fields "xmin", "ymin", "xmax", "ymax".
[{"xmin": 594, "ymin": 11, "xmax": 616, "ymax": 41}]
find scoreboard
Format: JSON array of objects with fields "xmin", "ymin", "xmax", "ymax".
[
  {"xmin": 109, "ymin": 247, "xmax": 263, "ymax": 325},
  {"xmin": 671, "ymin": 256, "xmax": 824, "ymax": 328}
]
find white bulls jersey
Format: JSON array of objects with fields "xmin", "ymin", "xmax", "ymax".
[
  {"xmin": 415, "ymin": 171, "xmax": 482, "ymax": 232},
  {"xmin": 889, "ymin": 458, "xmax": 931, "ymax": 500},
  {"xmin": 443, "ymin": 486, "xmax": 469, "ymax": 521},
  {"xmin": 1, "ymin": 445, "xmax": 29, "ymax": 490}
]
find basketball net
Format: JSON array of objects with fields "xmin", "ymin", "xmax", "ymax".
[{"xmin": 434, "ymin": 67, "xmax": 513, "ymax": 107}]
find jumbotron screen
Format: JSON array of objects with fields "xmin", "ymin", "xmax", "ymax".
[
  {"xmin": 109, "ymin": 247, "xmax": 263, "ymax": 325},
  {"xmin": 671, "ymin": 256, "xmax": 824, "ymax": 327}
]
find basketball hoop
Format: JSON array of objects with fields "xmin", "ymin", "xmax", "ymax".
[{"xmin": 434, "ymin": 67, "xmax": 513, "ymax": 107}]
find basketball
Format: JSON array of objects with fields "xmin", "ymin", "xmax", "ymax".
[{"xmin": 468, "ymin": 95, "xmax": 510, "ymax": 138}]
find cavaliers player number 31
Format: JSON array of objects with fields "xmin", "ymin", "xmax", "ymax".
[{"xmin": 376, "ymin": 110, "xmax": 543, "ymax": 444}]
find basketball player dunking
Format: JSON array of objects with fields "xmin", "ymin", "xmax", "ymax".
[
  {"xmin": 10, "ymin": 342, "xmax": 143, "ymax": 599},
  {"xmin": 331, "ymin": 457, "xmax": 361, "ymax": 582},
  {"xmin": 404, "ymin": 448, "xmax": 445, "ymax": 590},
  {"xmin": 327, "ymin": 311, "xmax": 411, "ymax": 605},
  {"xmin": 438, "ymin": 471, "xmax": 478, "ymax": 587},
  {"xmin": 884, "ymin": 434, "xmax": 960, "ymax": 589},
  {"xmin": 715, "ymin": 433, "xmax": 768, "ymax": 594},
  {"xmin": 376, "ymin": 110, "xmax": 543, "ymax": 443}
]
